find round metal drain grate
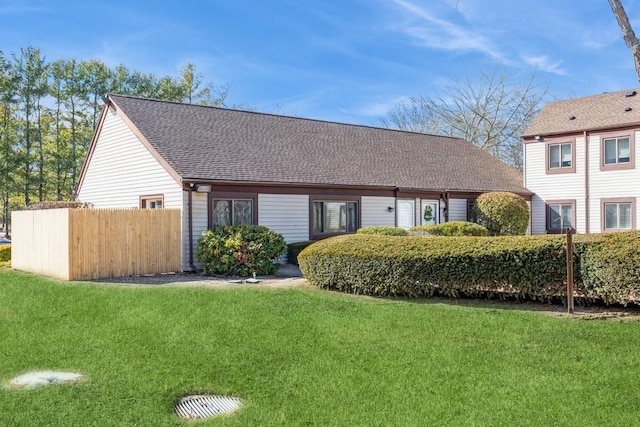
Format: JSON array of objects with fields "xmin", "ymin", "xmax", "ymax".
[{"xmin": 175, "ymin": 394, "xmax": 243, "ymax": 419}]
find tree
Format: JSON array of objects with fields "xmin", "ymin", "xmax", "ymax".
[
  {"xmin": 380, "ymin": 70, "xmax": 547, "ymax": 170},
  {"xmin": 609, "ymin": 0, "xmax": 640, "ymax": 80}
]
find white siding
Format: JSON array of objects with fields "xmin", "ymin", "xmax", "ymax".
[
  {"xmin": 587, "ymin": 130, "xmax": 640, "ymax": 232},
  {"xmin": 183, "ymin": 191, "xmax": 208, "ymax": 270},
  {"xmin": 361, "ymin": 196, "xmax": 396, "ymax": 227},
  {"xmin": 258, "ymin": 194, "xmax": 309, "ymax": 243},
  {"xmin": 77, "ymin": 106, "xmax": 185, "ymax": 269},
  {"xmin": 524, "ymin": 136, "xmax": 586, "ymax": 234},
  {"xmin": 77, "ymin": 107, "xmax": 182, "ymax": 209},
  {"xmin": 447, "ymin": 199, "xmax": 467, "ymax": 221}
]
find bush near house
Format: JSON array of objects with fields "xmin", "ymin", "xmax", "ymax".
[
  {"xmin": 410, "ymin": 221, "xmax": 489, "ymax": 236},
  {"xmin": 297, "ymin": 232, "xmax": 640, "ymax": 305},
  {"xmin": 287, "ymin": 241, "xmax": 315, "ymax": 266},
  {"xmin": 474, "ymin": 192, "xmax": 529, "ymax": 235},
  {"xmin": 357, "ymin": 226, "xmax": 409, "ymax": 236},
  {"xmin": 0, "ymin": 244, "xmax": 10, "ymax": 265},
  {"xmin": 197, "ymin": 225, "xmax": 286, "ymax": 276},
  {"xmin": 576, "ymin": 231, "xmax": 640, "ymax": 304}
]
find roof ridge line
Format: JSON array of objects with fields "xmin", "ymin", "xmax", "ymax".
[{"xmin": 106, "ymin": 93, "xmax": 466, "ymax": 142}]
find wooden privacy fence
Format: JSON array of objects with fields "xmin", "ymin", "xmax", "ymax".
[{"xmin": 12, "ymin": 208, "xmax": 181, "ymax": 280}]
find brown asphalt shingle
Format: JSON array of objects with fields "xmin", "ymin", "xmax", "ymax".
[
  {"xmin": 108, "ymin": 94, "xmax": 527, "ymax": 194},
  {"xmin": 524, "ymin": 88, "xmax": 640, "ymax": 137}
]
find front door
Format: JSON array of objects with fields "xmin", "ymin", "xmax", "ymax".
[
  {"xmin": 421, "ymin": 200, "xmax": 439, "ymax": 225},
  {"xmin": 396, "ymin": 199, "xmax": 415, "ymax": 229}
]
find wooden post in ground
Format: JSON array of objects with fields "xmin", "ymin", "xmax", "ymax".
[{"xmin": 566, "ymin": 227, "xmax": 574, "ymax": 314}]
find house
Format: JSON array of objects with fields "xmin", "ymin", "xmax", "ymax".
[
  {"xmin": 77, "ymin": 94, "xmax": 529, "ymax": 270},
  {"xmin": 523, "ymin": 88, "xmax": 640, "ymax": 234}
]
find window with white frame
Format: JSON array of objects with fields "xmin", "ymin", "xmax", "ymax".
[
  {"xmin": 548, "ymin": 143, "xmax": 572, "ymax": 169},
  {"xmin": 212, "ymin": 199, "xmax": 253, "ymax": 226},
  {"xmin": 547, "ymin": 202, "xmax": 574, "ymax": 232},
  {"xmin": 603, "ymin": 136, "xmax": 631, "ymax": 165},
  {"xmin": 140, "ymin": 195, "xmax": 164, "ymax": 209},
  {"xmin": 604, "ymin": 201, "xmax": 633, "ymax": 231}
]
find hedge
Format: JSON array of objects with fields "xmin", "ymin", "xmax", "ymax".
[
  {"xmin": 474, "ymin": 192, "xmax": 529, "ymax": 235},
  {"xmin": 287, "ymin": 241, "xmax": 315, "ymax": 266},
  {"xmin": 410, "ymin": 221, "xmax": 488, "ymax": 236},
  {"xmin": 357, "ymin": 226, "xmax": 409, "ymax": 236},
  {"xmin": 297, "ymin": 232, "xmax": 640, "ymax": 305},
  {"xmin": 0, "ymin": 244, "xmax": 10, "ymax": 263}
]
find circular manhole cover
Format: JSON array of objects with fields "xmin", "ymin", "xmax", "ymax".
[{"xmin": 175, "ymin": 394, "xmax": 243, "ymax": 419}]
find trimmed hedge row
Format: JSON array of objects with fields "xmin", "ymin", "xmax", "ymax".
[
  {"xmin": 0, "ymin": 244, "xmax": 10, "ymax": 263},
  {"xmin": 410, "ymin": 221, "xmax": 488, "ymax": 236},
  {"xmin": 297, "ymin": 232, "xmax": 640, "ymax": 305},
  {"xmin": 357, "ymin": 226, "xmax": 409, "ymax": 236}
]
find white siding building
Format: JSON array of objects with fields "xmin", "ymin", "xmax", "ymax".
[
  {"xmin": 524, "ymin": 89, "xmax": 640, "ymax": 234},
  {"xmin": 77, "ymin": 94, "xmax": 530, "ymax": 271}
]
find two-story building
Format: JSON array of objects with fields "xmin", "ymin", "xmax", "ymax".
[{"xmin": 523, "ymin": 89, "xmax": 640, "ymax": 234}]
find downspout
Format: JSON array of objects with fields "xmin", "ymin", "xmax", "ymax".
[
  {"xmin": 441, "ymin": 191, "xmax": 450, "ymax": 223},
  {"xmin": 187, "ymin": 183, "xmax": 198, "ymax": 272},
  {"xmin": 584, "ymin": 130, "xmax": 590, "ymax": 233},
  {"xmin": 394, "ymin": 187, "xmax": 399, "ymax": 227}
]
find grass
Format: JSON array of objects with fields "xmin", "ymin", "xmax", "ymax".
[{"xmin": 1, "ymin": 269, "xmax": 640, "ymax": 426}]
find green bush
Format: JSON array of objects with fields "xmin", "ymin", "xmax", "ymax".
[
  {"xmin": 197, "ymin": 225, "xmax": 286, "ymax": 276},
  {"xmin": 474, "ymin": 192, "xmax": 529, "ymax": 236},
  {"xmin": 298, "ymin": 234, "xmax": 568, "ymax": 300},
  {"xmin": 298, "ymin": 232, "xmax": 640, "ymax": 305},
  {"xmin": 0, "ymin": 244, "xmax": 10, "ymax": 263},
  {"xmin": 410, "ymin": 221, "xmax": 488, "ymax": 236},
  {"xmin": 357, "ymin": 226, "xmax": 409, "ymax": 236},
  {"xmin": 577, "ymin": 231, "xmax": 640, "ymax": 304},
  {"xmin": 287, "ymin": 241, "xmax": 315, "ymax": 266}
]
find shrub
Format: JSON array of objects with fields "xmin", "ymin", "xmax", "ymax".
[
  {"xmin": 357, "ymin": 226, "xmax": 409, "ymax": 236},
  {"xmin": 578, "ymin": 231, "xmax": 640, "ymax": 305},
  {"xmin": 197, "ymin": 225, "xmax": 286, "ymax": 276},
  {"xmin": 0, "ymin": 244, "xmax": 10, "ymax": 263},
  {"xmin": 287, "ymin": 241, "xmax": 315, "ymax": 266},
  {"xmin": 410, "ymin": 221, "xmax": 488, "ymax": 237},
  {"xmin": 298, "ymin": 234, "xmax": 568, "ymax": 300},
  {"xmin": 474, "ymin": 192, "xmax": 529, "ymax": 236},
  {"xmin": 26, "ymin": 201, "xmax": 93, "ymax": 210}
]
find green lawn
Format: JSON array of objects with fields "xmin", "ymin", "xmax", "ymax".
[{"xmin": 1, "ymin": 269, "xmax": 640, "ymax": 426}]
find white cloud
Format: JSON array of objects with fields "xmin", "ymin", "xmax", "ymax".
[
  {"xmin": 523, "ymin": 55, "xmax": 567, "ymax": 76},
  {"xmin": 390, "ymin": 0, "xmax": 505, "ymax": 61}
]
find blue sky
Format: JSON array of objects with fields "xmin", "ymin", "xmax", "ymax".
[{"xmin": 1, "ymin": 0, "xmax": 640, "ymax": 125}]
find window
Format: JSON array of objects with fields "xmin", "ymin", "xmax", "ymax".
[
  {"xmin": 140, "ymin": 195, "xmax": 164, "ymax": 208},
  {"xmin": 601, "ymin": 133, "xmax": 634, "ymax": 171},
  {"xmin": 549, "ymin": 143, "xmax": 572, "ymax": 169},
  {"xmin": 545, "ymin": 139, "xmax": 575, "ymax": 174},
  {"xmin": 604, "ymin": 137, "xmax": 630, "ymax": 165},
  {"xmin": 212, "ymin": 199, "xmax": 253, "ymax": 226},
  {"xmin": 602, "ymin": 199, "xmax": 635, "ymax": 231},
  {"xmin": 312, "ymin": 201, "xmax": 358, "ymax": 235},
  {"xmin": 546, "ymin": 200, "xmax": 575, "ymax": 233}
]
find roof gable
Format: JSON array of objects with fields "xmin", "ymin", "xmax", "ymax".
[
  {"xmin": 106, "ymin": 94, "xmax": 527, "ymax": 194},
  {"xmin": 524, "ymin": 88, "xmax": 640, "ymax": 137}
]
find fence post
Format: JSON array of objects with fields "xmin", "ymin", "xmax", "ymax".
[{"xmin": 566, "ymin": 227, "xmax": 574, "ymax": 314}]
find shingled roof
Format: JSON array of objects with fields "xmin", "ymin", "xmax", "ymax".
[
  {"xmin": 106, "ymin": 94, "xmax": 527, "ymax": 194},
  {"xmin": 524, "ymin": 88, "xmax": 640, "ymax": 137}
]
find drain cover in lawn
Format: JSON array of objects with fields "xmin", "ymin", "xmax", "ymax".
[
  {"xmin": 175, "ymin": 394, "xmax": 243, "ymax": 419},
  {"xmin": 7, "ymin": 371, "xmax": 84, "ymax": 389}
]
